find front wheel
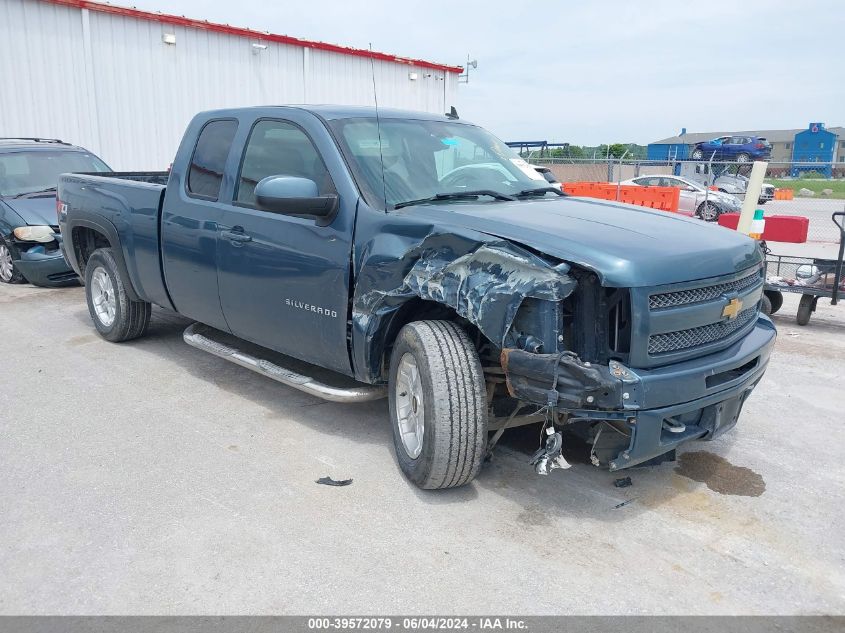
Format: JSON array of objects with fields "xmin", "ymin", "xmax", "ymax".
[
  {"xmin": 0, "ymin": 237, "xmax": 27, "ymax": 284},
  {"xmin": 796, "ymin": 294, "xmax": 815, "ymax": 326},
  {"xmin": 85, "ymin": 247, "xmax": 151, "ymax": 342},
  {"xmin": 389, "ymin": 320, "xmax": 488, "ymax": 489},
  {"xmin": 691, "ymin": 149, "xmax": 704, "ymax": 160}
]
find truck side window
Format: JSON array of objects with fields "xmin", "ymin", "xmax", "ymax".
[
  {"xmin": 236, "ymin": 120, "xmax": 335, "ymax": 207},
  {"xmin": 187, "ymin": 119, "xmax": 238, "ymax": 200}
]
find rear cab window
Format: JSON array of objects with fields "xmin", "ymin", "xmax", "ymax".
[{"xmin": 187, "ymin": 119, "xmax": 238, "ymax": 200}]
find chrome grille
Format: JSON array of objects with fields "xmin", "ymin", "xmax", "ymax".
[
  {"xmin": 649, "ymin": 268, "xmax": 760, "ymax": 310},
  {"xmin": 648, "ymin": 307, "xmax": 757, "ymax": 355}
]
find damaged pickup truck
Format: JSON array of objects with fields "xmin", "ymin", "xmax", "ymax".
[{"xmin": 58, "ymin": 106, "xmax": 776, "ymax": 489}]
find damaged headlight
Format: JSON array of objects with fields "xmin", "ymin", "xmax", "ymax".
[{"xmin": 13, "ymin": 226, "xmax": 55, "ymax": 243}]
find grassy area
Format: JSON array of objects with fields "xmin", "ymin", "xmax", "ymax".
[{"xmin": 768, "ymin": 178, "xmax": 845, "ymax": 199}]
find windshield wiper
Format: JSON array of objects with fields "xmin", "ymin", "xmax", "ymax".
[
  {"xmin": 515, "ymin": 186, "xmax": 566, "ymax": 198},
  {"xmin": 13, "ymin": 186, "xmax": 57, "ymax": 199},
  {"xmin": 394, "ymin": 190, "xmax": 516, "ymax": 209}
]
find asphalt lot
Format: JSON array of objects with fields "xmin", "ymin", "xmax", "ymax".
[{"xmin": 1, "ymin": 282, "xmax": 844, "ymax": 615}]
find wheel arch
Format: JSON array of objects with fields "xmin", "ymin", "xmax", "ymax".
[{"xmin": 68, "ymin": 218, "xmax": 141, "ymax": 301}]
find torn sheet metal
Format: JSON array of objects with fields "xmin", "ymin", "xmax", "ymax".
[
  {"xmin": 401, "ymin": 242, "xmax": 575, "ymax": 346},
  {"xmin": 351, "ymin": 233, "xmax": 576, "ymax": 381}
]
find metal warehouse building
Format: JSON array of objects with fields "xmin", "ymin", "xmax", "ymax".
[{"xmin": 0, "ymin": 0, "xmax": 462, "ymax": 170}]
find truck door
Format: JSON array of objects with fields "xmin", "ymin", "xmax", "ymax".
[
  {"xmin": 160, "ymin": 118, "xmax": 238, "ymax": 331},
  {"xmin": 216, "ymin": 117, "xmax": 354, "ymax": 375}
]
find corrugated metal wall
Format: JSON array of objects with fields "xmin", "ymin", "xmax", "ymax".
[{"xmin": 0, "ymin": 0, "xmax": 459, "ymax": 169}]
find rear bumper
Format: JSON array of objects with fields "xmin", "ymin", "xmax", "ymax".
[
  {"xmin": 502, "ymin": 316, "xmax": 777, "ymax": 469},
  {"xmin": 13, "ymin": 239, "xmax": 78, "ymax": 287}
]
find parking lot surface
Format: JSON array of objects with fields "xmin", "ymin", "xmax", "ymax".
[{"xmin": 1, "ymin": 283, "xmax": 844, "ymax": 615}]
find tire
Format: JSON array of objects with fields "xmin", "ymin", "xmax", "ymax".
[
  {"xmin": 736, "ymin": 153, "xmax": 751, "ymax": 163},
  {"xmin": 0, "ymin": 236, "xmax": 27, "ymax": 284},
  {"xmin": 84, "ymin": 247, "xmax": 151, "ymax": 342},
  {"xmin": 796, "ymin": 294, "xmax": 814, "ymax": 326},
  {"xmin": 388, "ymin": 320, "xmax": 487, "ymax": 490},
  {"xmin": 760, "ymin": 294, "xmax": 772, "ymax": 316},
  {"xmin": 764, "ymin": 290, "xmax": 783, "ymax": 315},
  {"xmin": 691, "ymin": 149, "xmax": 704, "ymax": 160},
  {"xmin": 696, "ymin": 201, "xmax": 721, "ymax": 222}
]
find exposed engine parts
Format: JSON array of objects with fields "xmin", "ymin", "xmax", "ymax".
[{"xmin": 530, "ymin": 426, "xmax": 571, "ymax": 475}]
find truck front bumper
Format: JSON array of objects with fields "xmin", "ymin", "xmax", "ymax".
[{"xmin": 501, "ymin": 316, "xmax": 777, "ymax": 470}]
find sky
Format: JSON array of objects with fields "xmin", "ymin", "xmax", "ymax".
[{"xmin": 132, "ymin": 0, "xmax": 843, "ymax": 145}]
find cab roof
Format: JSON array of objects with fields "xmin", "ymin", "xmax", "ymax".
[{"xmin": 200, "ymin": 105, "xmax": 473, "ymax": 124}]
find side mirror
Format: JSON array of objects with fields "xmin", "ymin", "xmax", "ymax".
[
  {"xmin": 684, "ymin": 186, "xmax": 697, "ymax": 192},
  {"xmin": 254, "ymin": 176, "xmax": 338, "ymax": 226}
]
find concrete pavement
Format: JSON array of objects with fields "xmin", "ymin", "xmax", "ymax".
[{"xmin": 1, "ymin": 283, "xmax": 843, "ymax": 614}]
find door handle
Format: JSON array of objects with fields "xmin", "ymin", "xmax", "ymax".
[{"xmin": 222, "ymin": 229, "xmax": 252, "ymax": 243}]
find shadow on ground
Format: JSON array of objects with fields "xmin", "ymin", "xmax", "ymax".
[{"xmin": 66, "ymin": 304, "xmax": 760, "ymax": 523}]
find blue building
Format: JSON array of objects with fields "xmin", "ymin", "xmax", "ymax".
[{"xmin": 791, "ymin": 123, "xmax": 837, "ymax": 177}]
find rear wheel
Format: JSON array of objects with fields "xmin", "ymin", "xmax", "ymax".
[
  {"xmin": 696, "ymin": 201, "xmax": 721, "ymax": 222},
  {"xmin": 0, "ymin": 237, "xmax": 26, "ymax": 284},
  {"xmin": 764, "ymin": 290, "xmax": 783, "ymax": 315},
  {"xmin": 796, "ymin": 294, "xmax": 814, "ymax": 326},
  {"xmin": 388, "ymin": 320, "xmax": 487, "ymax": 489},
  {"xmin": 736, "ymin": 153, "xmax": 751, "ymax": 163},
  {"xmin": 84, "ymin": 248, "xmax": 151, "ymax": 342}
]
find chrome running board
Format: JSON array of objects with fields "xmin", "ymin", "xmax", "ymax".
[{"xmin": 183, "ymin": 323, "xmax": 387, "ymax": 403}]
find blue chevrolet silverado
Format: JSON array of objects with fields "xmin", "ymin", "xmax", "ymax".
[{"xmin": 58, "ymin": 106, "xmax": 776, "ymax": 489}]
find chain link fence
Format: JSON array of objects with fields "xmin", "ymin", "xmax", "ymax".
[{"xmin": 529, "ymin": 158, "xmax": 845, "ymax": 245}]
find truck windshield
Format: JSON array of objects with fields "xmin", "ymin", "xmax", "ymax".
[
  {"xmin": 0, "ymin": 150, "xmax": 110, "ymax": 197},
  {"xmin": 328, "ymin": 117, "xmax": 551, "ymax": 210}
]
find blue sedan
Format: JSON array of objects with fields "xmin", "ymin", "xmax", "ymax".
[{"xmin": 690, "ymin": 135, "xmax": 772, "ymax": 163}]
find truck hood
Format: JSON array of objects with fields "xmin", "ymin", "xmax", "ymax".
[
  {"xmin": 400, "ymin": 197, "xmax": 761, "ymax": 288},
  {"xmin": 2, "ymin": 196, "xmax": 58, "ymax": 227}
]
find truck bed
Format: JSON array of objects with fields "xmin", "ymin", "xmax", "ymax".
[{"xmin": 58, "ymin": 171, "xmax": 171, "ymax": 308}]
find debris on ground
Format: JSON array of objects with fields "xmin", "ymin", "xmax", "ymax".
[
  {"xmin": 613, "ymin": 476, "xmax": 633, "ymax": 488},
  {"xmin": 613, "ymin": 499, "xmax": 634, "ymax": 509},
  {"xmin": 316, "ymin": 476, "xmax": 353, "ymax": 487}
]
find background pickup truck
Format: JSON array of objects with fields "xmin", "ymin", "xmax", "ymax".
[{"xmin": 59, "ymin": 106, "xmax": 776, "ymax": 490}]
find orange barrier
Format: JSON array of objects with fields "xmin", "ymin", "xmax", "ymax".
[
  {"xmin": 774, "ymin": 188, "xmax": 794, "ymax": 200},
  {"xmin": 563, "ymin": 181, "xmax": 680, "ymax": 212}
]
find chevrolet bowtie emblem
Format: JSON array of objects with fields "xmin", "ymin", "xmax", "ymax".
[{"xmin": 722, "ymin": 297, "xmax": 743, "ymax": 320}]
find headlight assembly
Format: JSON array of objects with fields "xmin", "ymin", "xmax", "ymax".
[{"xmin": 13, "ymin": 226, "xmax": 55, "ymax": 243}]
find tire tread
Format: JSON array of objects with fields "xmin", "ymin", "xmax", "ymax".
[
  {"xmin": 85, "ymin": 248, "xmax": 151, "ymax": 342},
  {"xmin": 394, "ymin": 320, "xmax": 486, "ymax": 489}
]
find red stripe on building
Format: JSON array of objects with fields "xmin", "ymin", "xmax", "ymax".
[{"xmin": 41, "ymin": 0, "xmax": 463, "ymax": 74}]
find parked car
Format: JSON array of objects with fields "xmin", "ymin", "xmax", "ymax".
[
  {"xmin": 59, "ymin": 106, "xmax": 774, "ymax": 490},
  {"xmin": 679, "ymin": 163, "xmax": 775, "ymax": 204},
  {"xmin": 0, "ymin": 138, "xmax": 111, "ymax": 286},
  {"xmin": 621, "ymin": 174, "xmax": 742, "ymax": 221},
  {"xmin": 533, "ymin": 165, "xmax": 562, "ymax": 190},
  {"xmin": 690, "ymin": 135, "xmax": 772, "ymax": 163}
]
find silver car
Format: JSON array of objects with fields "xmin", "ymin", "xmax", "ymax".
[{"xmin": 621, "ymin": 174, "xmax": 742, "ymax": 221}]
